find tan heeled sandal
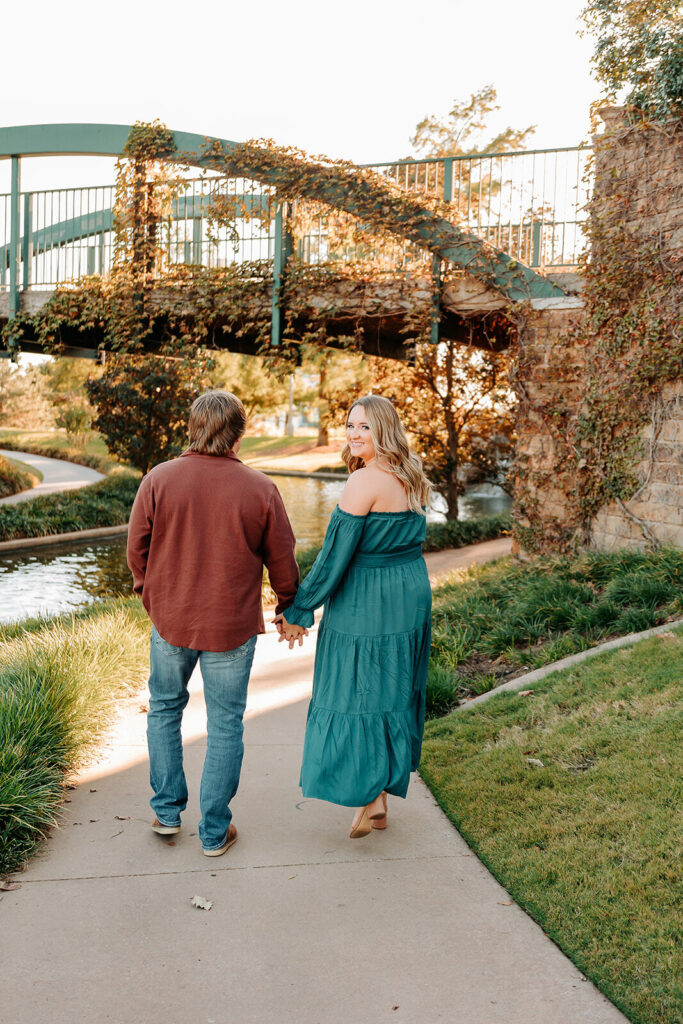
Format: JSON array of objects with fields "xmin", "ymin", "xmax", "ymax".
[
  {"xmin": 368, "ymin": 791, "xmax": 388, "ymax": 830},
  {"xmin": 349, "ymin": 805, "xmax": 372, "ymax": 839}
]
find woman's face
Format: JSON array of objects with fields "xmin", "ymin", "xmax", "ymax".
[{"xmin": 346, "ymin": 405, "xmax": 376, "ymax": 464}]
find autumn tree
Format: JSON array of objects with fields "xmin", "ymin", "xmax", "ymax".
[
  {"xmin": 356, "ymin": 337, "xmax": 515, "ymax": 520},
  {"xmin": 0, "ymin": 362, "xmax": 54, "ymax": 429},
  {"xmin": 581, "ymin": 0, "xmax": 683, "ymax": 120},
  {"xmin": 297, "ymin": 346, "xmax": 371, "ymax": 445},
  {"xmin": 411, "ymin": 84, "xmax": 535, "ymax": 160},
  {"xmin": 211, "ymin": 351, "xmax": 288, "ymax": 423},
  {"xmin": 86, "ymin": 354, "xmax": 212, "ymax": 474}
]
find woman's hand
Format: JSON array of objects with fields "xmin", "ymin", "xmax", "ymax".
[{"xmin": 271, "ymin": 613, "xmax": 309, "ymax": 650}]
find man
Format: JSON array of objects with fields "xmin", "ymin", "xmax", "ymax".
[{"xmin": 127, "ymin": 390, "xmax": 305, "ymax": 856}]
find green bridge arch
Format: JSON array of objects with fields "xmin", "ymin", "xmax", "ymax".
[{"xmin": 0, "ymin": 123, "xmax": 568, "ymax": 306}]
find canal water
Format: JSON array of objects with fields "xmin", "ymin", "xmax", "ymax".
[{"xmin": 0, "ymin": 476, "xmax": 511, "ymax": 624}]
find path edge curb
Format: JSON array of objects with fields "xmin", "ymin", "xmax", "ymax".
[
  {"xmin": 455, "ymin": 615, "xmax": 683, "ymax": 711},
  {"xmin": 0, "ymin": 523, "xmax": 129, "ymax": 553}
]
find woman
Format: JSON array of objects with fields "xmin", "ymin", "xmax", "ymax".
[{"xmin": 275, "ymin": 395, "xmax": 432, "ymax": 838}]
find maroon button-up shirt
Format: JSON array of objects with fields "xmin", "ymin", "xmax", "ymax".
[{"xmin": 126, "ymin": 451, "xmax": 299, "ymax": 652}]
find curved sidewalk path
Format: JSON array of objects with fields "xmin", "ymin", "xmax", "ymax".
[
  {"xmin": 0, "ymin": 448, "xmax": 104, "ymax": 504},
  {"xmin": 0, "ymin": 534, "xmax": 627, "ymax": 1024}
]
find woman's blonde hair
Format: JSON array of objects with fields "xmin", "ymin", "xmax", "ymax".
[{"xmin": 342, "ymin": 395, "xmax": 431, "ymax": 514}]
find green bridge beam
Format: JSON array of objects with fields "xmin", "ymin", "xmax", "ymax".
[{"xmin": 0, "ymin": 124, "xmax": 568, "ymax": 306}]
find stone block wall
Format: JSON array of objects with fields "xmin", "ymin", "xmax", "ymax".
[
  {"xmin": 589, "ymin": 110, "xmax": 683, "ymax": 551},
  {"xmin": 512, "ymin": 108, "xmax": 682, "ymax": 555},
  {"xmin": 512, "ymin": 307, "xmax": 586, "ymax": 553},
  {"xmin": 592, "ymin": 382, "xmax": 683, "ymax": 550}
]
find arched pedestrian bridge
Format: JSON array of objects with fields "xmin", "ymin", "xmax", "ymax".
[{"xmin": 0, "ymin": 124, "xmax": 587, "ymax": 359}]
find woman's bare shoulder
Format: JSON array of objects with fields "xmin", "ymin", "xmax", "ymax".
[
  {"xmin": 365, "ymin": 463, "xmax": 410, "ymax": 511},
  {"xmin": 339, "ymin": 467, "xmax": 377, "ymax": 515}
]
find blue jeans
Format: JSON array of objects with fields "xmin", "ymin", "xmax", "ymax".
[{"xmin": 146, "ymin": 627, "xmax": 257, "ymax": 850}]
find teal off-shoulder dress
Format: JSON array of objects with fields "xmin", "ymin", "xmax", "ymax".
[{"xmin": 285, "ymin": 506, "xmax": 432, "ymax": 807}]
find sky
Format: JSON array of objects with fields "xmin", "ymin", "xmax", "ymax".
[{"xmin": 0, "ymin": 0, "xmax": 601, "ymax": 193}]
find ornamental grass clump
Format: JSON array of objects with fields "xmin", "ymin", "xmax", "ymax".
[
  {"xmin": 0, "ymin": 455, "xmax": 33, "ymax": 499},
  {"xmin": 0, "ymin": 599, "xmax": 149, "ymax": 874},
  {"xmin": 426, "ymin": 545, "xmax": 683, "ymax": 716}
]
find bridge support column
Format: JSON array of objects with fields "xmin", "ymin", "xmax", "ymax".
[
  {"xmin": 512, "ymin": 306, "xmax": 587, "ymax": 555},
  {"xmin": 8, "ymin": 155, "xmax": 21, "ymax": 323},
  {"xmin": 271, "ymin": 202, "xmax": 293, "ymax": 347},
  {"xmin": 429, "ymin": 158, "xmax": 455, "ymax": 345}
]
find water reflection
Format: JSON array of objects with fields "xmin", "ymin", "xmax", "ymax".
[
  {"xmin": 0, "ymin": 476, "xmax": 511, "ymax": 623},
  {"xmin": 0, "ymin": 536, "xmax": 132, "ymax": 623}
]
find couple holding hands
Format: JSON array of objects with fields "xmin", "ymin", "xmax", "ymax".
[{"xmin": 127, "ymin": 389, "xmax": 432, "ymax": 856}]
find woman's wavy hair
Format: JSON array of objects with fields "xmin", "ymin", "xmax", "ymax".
[{"xmin": 342, "ymin": 394, "xmax": 431, "ymax": 515}]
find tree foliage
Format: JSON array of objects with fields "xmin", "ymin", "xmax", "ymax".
[
  {"xmin": 410, "ymin": 84, "xmax": 535, "ymax": 159},
  {"xmin": 211, "ymin": 351, "xmax": 288, "ymax": 421},
  {"xmin": 85, "ymin": 355, "xmax": 212, "ymax": 474},
  {"xmin": 298, "ymin": 346, "xmax": 370, "ymax": 445},
  {"xmin": 369, "ymin": 340, "xmax": 516, "ymax": 519},
  {"xmin": 581, "ymin": 0, "xmax": 683, "ymax": 119},
  {"xmin": 0, "ymin": 362, "xmax": 54, "ymax": 429}
]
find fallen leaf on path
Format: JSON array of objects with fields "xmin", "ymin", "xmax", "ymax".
[
  {"xmin": 190, "ymin": 895, "xmax": 213, "ymax": 911},
  {"xmin": 497, "ymin": 900, "xmax": 513, "ymax": 906},
  {"xmin": 114, "ymin": 815, "xmax": 130, "ymax": 820},
  {"xmin": 89, "ymin": 819, "xmax": 100, "ymax": 823},
  {"xmin": 518, "ymin": 689, "xmax": 534, "ymax": 697},
  {"xmin": 288, "ymin": 874, "xmax": 297, "ymax": 880},
  {"xmin": 392, "ymin": 1006, "xmax": 399, "ymax": 1011},
  {"xmin": 0, "ymin": 879, "xmax": 21, "ymax": 891},
  {"xmin": 89, "ymin": 788, "xmax": 97, "ymax": 793},
  {"xmin": 167, "ymin": 841, "xmax": 176, "ymax": 847},
  {"xmin": 110, "ymin": 830, "xmax": 123, "ymax": 839}
]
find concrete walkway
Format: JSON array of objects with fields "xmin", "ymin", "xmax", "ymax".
[
  {"xmin": 1, "ymin": 595, "xmax": 627, "ymax": 1023},
  {"xmin": 0, "ymin": 448, "xmax": 104, "ymax": 505}
]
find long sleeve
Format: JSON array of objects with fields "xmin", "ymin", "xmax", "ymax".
[
  {"xmin": 126, "ymin": 475, "xmax": 154, "ymax": 595},
  {"xmin": 262, "ymin": 488, "xmax": 300, "ymax": 615},
  {"xmin": 284, "ymin": 506, "xmax": 366, "ymax": 628}
]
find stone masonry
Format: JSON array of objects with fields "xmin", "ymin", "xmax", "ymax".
[{"xmin": 512, "ymin": 108, "xmax": 682, "ymax": 554}]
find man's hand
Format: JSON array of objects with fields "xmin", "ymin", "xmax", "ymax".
[{"xmin": 271, "ymin": 613, "xmax": 309, "ymax": 650}]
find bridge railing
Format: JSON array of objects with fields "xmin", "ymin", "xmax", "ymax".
[
  {"xmin": 364, "ymin": 145, "xmax": 592, "ymax": 268},
  {"xmin": 0, "ymin": 145, "xmax": 591, "ymax": 296}
]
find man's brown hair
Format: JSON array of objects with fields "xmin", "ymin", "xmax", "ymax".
[{"xmin": 187, "ymin": 390, "xmax": 246, "ymax": 456}]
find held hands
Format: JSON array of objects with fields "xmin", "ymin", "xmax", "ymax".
[{"xmin": 272, "ymin": 613, "xmax": 309, "ymax": 650}]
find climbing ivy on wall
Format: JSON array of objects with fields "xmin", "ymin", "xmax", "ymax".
[{"xmin": 513, "ymin": 114, "xmax": 683, "ymax": 554}]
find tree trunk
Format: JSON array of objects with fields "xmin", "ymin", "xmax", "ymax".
[
  {"xmin": 445, "ymin": 471, "xmax": 461, "ymax": 520},
  {"xmin": 317, "ymin": 362, "xmax": 329, "ymax": 446},
  {"xmin": 317, "ymin": 422, "xmax": 329, "ymax": 446},
  {"xmin": 285, "ymin": 375, "xmax": 295, "ymax": 437},
  {"xmin": 443, "ymin": 348, "xmax": 461, "ymax": 520}
]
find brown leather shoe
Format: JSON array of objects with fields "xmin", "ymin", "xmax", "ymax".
[
  {"xmin": 152, "ymin": 817, "xmax": 180, "ymax": 835},
  {"xmin": 202, "ymin": 823, "xmax": 238, "ymax": 857}
]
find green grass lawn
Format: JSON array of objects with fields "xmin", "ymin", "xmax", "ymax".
[
  {"xmin": 426, "ymin": 546, "xmax": 683, "ymax": 715},
  {"xmin": 420, "ymin": 627, "xmax": 683, "ymax": 1024},
  {"xmin": 239, "ymin": 435, "xmax": 318, "ymax": 457},
  {"xmin": 0, "ymin": 428, "xmax": 115, "ymax": 472}
]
